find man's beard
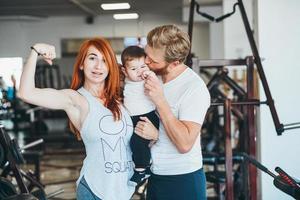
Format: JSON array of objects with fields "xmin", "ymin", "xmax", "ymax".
[{"xmin": 151, "ymin": 64, "xmax": 169, "ymax": 75}]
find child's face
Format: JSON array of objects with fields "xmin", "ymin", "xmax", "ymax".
[{"xmin": 124, "ymin": 57, "xmax": 150, "ymax": 82}]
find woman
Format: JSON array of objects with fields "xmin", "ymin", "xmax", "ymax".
[{"xmin": 18, "ymin": 38, "xmax": 158, "ymax": 200}]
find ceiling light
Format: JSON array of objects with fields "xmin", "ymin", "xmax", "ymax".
[
  {"xmin": 101, "ymin": 3, "xmax": 130, "ymax": 10},
  {"xmin": 113, "ymin": 13, "xmax": 139, "ymax": 20}
]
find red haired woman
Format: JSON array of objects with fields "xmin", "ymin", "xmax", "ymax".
[{"xmin": 18, "ymin": 38, "xmax": 158, "ymax": 200}]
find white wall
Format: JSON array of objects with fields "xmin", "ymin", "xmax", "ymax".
[
  {"xmin": 0, "ymin": 21, "xmax": 30, "ymax": 58},
  {"xmin": 191, "ymin": 22, "xmax": 210, "ymax": 59},
  {"xmin": 209, "ymin": 22, "xmax": 224, "ymax": 59},
  {"xmin": 0, "ymin": 14, "xmax": 210, "ymax": 91},
  {"xmin": 257, "ymin": 0, "xmax": 300, "ymax": 199},
  {"xmin": 0, "ymin": 15, "xmax": 209, "ymax": 60},
  {"xmin": 0, "ymin": 15, "xmax": 165, "ymax": 58},
  {"xmin": 182, "ymin": 5, "xmax": 224, "ymax": 59},
  {"xmin": 223, "ymin": 0, "xmax": 253, "ymax": 59}
]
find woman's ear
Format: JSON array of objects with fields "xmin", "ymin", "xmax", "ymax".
[{"xmin": 79, "ymin": 66, "xmax": 83, "ymax": 70}]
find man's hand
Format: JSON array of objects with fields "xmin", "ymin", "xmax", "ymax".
[{"xmin": 143, "ymin": 71, "xmax": 165, "ymax": 106}]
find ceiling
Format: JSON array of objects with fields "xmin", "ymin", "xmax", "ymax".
[{"xmin": 0, "ymin": 0, "xmax": 222, "ymax": 21}]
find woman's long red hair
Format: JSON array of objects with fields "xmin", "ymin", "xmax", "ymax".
[{"xmin": 69, "ymin": 38, "xmax": 122, "ymax": 140}]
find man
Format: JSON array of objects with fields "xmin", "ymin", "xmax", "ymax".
[{"xmin": 143, "ymin": 24, "xmax": 211, "ymax": 199}]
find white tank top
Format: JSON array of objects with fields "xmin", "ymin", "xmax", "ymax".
[{"xmin": 76, "ymin": 87, "xmax": 135, "ymax": 200}]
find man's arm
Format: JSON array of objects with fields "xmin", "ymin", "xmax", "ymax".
[
  {"xmin": 144, "ymin": 73, "xmax": 209, "ymax": 153},
  {"xmin": 155, "ymin": 98, "xmax": 201, "ymax": 153}
]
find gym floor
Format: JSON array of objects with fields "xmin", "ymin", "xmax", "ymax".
[
  {"xmin": 24, "ymin": 154, "xmax": 216, "ymax": 200},
  {"xmin": 40, "ymin": 154, "xmax": 82, "ymax": 200},
  {"xmin": 20, "ymin": 148, "xmax": 218, "ymax": 200},
  {"xmin": 21, "ymin": 143, "xmax": 152, "ymax": 200},
  {"xmin": 24, "ymin": 153, "xmax": 148, "ymax": 200}
]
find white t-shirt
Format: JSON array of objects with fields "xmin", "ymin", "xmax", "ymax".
[
  {"xmin": 123, "ymin": 79, "xmax": 155, "ymax": 116},
  {"xmin": 151, "ymin": 67, "xmax": 211, "ymax": 175}
]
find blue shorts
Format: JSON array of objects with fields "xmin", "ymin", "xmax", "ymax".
[
  {"xmin": 147, "ymin": 168, "xmax": 207, "ymax": 200},
  {"xmin": 76, "ymin": 176, "xmax": 102, "ymax": 200}
]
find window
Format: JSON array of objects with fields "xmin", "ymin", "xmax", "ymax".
[
  {"xmin": 124, "ymin": 37, "xmax": 147, "ymax": 48},
  {"xmin": 0, "ymin": 57, "xmax": 22, "ymax": 90}
]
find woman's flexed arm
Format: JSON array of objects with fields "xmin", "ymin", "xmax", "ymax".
[{"xmin": 18, "ymin": 43, "xmax": 74, "ymax": 111}]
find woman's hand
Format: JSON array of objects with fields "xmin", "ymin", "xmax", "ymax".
[
  {"xmin": 135, "ymin": 116, "xmax": 159, "ymax": 142},
  {"xmin": 32, "ymin": 43, "xmax": 56, "ymax": 65}
]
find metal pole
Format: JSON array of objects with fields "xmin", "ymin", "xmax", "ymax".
[
  {"xmin": 246, "ymin": 56, "xmax": 257, "ymax": 200},
  {"xmin": 188, "ymin": 0, "xmax": 195, "ymax": 45},
  {"xmin": 224, "ymin": 99, "xmax": 234, "ymax": 200},
  {"xmin": 186, "ymin": 0, "xmax": 196, "ymax": 67},
  {"xmin": 237, "ymin": 0, "xmax": 283, "ymax": 135}
]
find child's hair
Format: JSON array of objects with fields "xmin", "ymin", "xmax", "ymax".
[{"xmin": 121, "ymin": 46, "xmax": 146, "ymax": 67}]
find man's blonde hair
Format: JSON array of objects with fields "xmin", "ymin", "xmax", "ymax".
[{"xmin": 147, "ymin": 24, "xmax": 190, "ymax": 63}]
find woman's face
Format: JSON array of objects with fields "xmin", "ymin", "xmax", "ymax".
[{"xmin": 82, "ymin": 46, "xmax": 109, "ymax": 85}]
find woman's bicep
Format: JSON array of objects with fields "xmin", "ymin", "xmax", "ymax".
[{"xmin": 18, "ymin": 88, "xmax": 74, "ymax": 110}]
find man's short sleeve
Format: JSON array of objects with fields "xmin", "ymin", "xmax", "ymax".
[{"xmin": 178, "ymin": 86, "xmax": 211, "ymax": 125}]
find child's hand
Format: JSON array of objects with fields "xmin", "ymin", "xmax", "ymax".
[
  {"xmin": 32, "ymin": 43, "xmax": 56, "ymax": 65},
  {"xmin": 141, "ymin": 70, "xmax": 156, "ymax": 80}
]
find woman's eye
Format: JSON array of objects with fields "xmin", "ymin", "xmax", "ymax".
[{"xmin": 89, "ymin": 57, "xmax": 96, "ymax": 60}]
